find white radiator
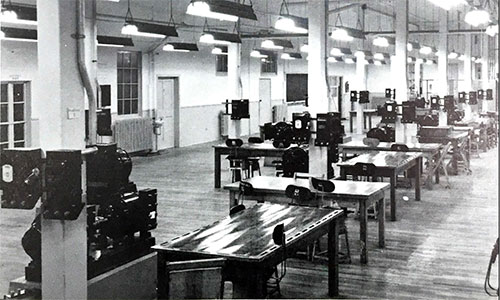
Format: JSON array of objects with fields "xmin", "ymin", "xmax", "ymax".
[
  {"xmin": 113, "ymin": 117, "xmax": 153, "ymax": 153},
  {"xmin": 220, "ymin": 112, "xmax": 230, "ymax": 138},
  {"xmin": 272, "ymin": 104, "xmax": 287, "ymax": 122}
]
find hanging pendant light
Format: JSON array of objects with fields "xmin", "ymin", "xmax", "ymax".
[
  {"xmin": 373, "ymin": 36, "xmax": 389, "ymax": 47},
  {"xmin": 465, "ymin": 7, "xmax": 490, "ymax": 27},
  {"xmin": 274, "ymin": 0, "xmax": 308, "ymax": 34}
]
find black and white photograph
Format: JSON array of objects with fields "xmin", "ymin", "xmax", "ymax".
[{"xmin": 0, "ymin": 0, "xmax": 498, "ymax": 299}]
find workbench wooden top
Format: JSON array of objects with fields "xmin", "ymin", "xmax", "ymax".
[
  {"xmin": 153, "ymin": 203, "xmax": 342, "ymax": 262},
  {"xmin": 337, "ymin": 151, "xmax": 422, "ymax": 168},
  {"xmin": 224, "ymin": 175, "xmax": 389, "ymax": 199},
  {"xmin": 339, "ymin": 141, "xmax": 441, "ymax": 152}
]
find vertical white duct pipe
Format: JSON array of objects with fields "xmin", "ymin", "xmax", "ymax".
[{"xmin": 77, "ymin": 0, "xmax": 97, "ymax": 145}]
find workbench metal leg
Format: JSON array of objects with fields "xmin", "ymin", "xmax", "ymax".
[
  {"xmin": 328, "ymin": 220, "xmax": 339, "ymax": 297},
  {"xmin": 215, "ymin": 150, "xmax": 221, "ymax": 188},
  {"xmin": 415, "ymin": 158, "xmax": 421, "ymax": 201},
  {"xmin": 359, "ymin": 200, "xmax": 368, "ymax": 264},
  {"xmin": 390, "ymin": 174, "xmax": 397, "ymax": 221},
  {"xmin": 377, "ymin": 197, "xmax": 385, "ymax": 248}
]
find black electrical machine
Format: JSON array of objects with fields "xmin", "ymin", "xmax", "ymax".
[{"xmin": 0, "ymin": 143, "xmax": 158, "ymax": 283}]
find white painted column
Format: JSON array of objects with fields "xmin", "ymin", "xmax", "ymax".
[
  {"xmin": 307, "ymin": 0, "xmax": 329, "ymax": 177},
  {"xmin": 228, "ymin": 43, "xmax": 242, "ymax": 137},
  {"xmin": 462, "ymin": 35, "xmax": 473, "ymax": 119},
  {"xmin": 481, "ymin": 34, "xmax": 490, "ymax": 112},
  {"xmin": 394, "ymin": 0, "xmax": 410, "ymax": 143},
  {"xmin": 437, "ymin": 9, "xmax": 448, "ymax": 126},
  {"xmin": 355, "ymin": 52, "xmax": 366, "ymax": 134},
  {"xmin": 37, "ymin": 0, "xmax": 90, "ymax": 299},
  {"xmin": 307, "ymin": 0, "xmax": 328, "ymax": 116}
]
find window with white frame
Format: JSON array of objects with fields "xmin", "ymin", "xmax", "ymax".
[
  {"xmin": 117, "ymin": 51, "xmax": 141, "ymax": 115},
  {"xmin": 0, "ymin": 82, "xmax": 28, "ymax": 151}
]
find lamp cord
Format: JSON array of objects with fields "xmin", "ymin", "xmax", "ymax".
[
  {"xmin": 125, "ymin": 0, "xmax": 133, "ymax": 22},
  {"xmin": 279, "ymin": 0, "xmax": 289, "ymax": 16}
]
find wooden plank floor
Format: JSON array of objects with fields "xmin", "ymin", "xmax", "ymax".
[{"xmin": 0, "ymin": 138, "xmax": 498, "ymax": 299}]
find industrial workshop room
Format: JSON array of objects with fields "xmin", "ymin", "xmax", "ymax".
[{"xmin": 0, "ymin": 0, "xmax": 498, "ymax": 299}]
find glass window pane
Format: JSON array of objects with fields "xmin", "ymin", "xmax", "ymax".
[
  {"xmin": 131, "ymin": 85, "xmax": 138, "ymax": 98},
  {"xmin": 123, "ymin": 53, "xmax": 131, "ymax": 67},
  {"xmin": 14, "ymin": 141, "xmax": 24, "ymax": 148},
  {"xmin": 123, "ymin": 84, "xmax": 131, "ymax": 98},
  {"xmin": 1, "ymin": 124, "xmax": 9, "ymax": 142},
  {"xmin": 1, "ymin": 104, "xmax": 8, "ymax": 123},
  {"xmin": 1, "ymin": 84, "xmax": 7, "ymax": 103},
  {"xmin": 123, "ymin": 70, "xmax": 131, "ymax": 83},
  {"xmin": 13, "ymin": 84, "xmax": 24, "ymax": 102},
  {"xmin": 117, "ymin": 69, "xmax": 124, "ymax": 83},
  {"xmin": 130, "ymin": 52, "xmax": 138, "ymax": 67},
  {"xmin": 117, "ymin": 84, "xmax": 123, "ymax": 100},
  {"xmin": 131, "ymin": 70, "xmax": 138, "ymax": 83},
  {"xmin": 14, "ymin": 123, "xmax": 24, "ymax": 141},
  {"xmin": 123, "ymin": 100, "xmax": 131, "ymax": 114},
  {"xmin": 117, "ymin": 52, "xmax": 123, "ymax": 67},
  {"xmin": 118, "ymin": 100, "xmax": 124, "ymax": 115},
  {"xmin": 131, "ymin": 100, "xmax": 138, "ymax": 114},
  {"xmin": 14, "ymin": 103, "xmax": 24, "ymax": 122}
]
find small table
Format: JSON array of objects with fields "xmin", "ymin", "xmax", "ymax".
[
  {"xmin": 213, "ymin": 141, "xmax": 297, "ymax": 188},
  {"xmin": 349, "ymin": 109, "xmax": 378, "ymax": 133},
  {"xmin": 339, "ymin": 141, "xmax": 442, "ymax": 188},
  {"xmin": 224, "ymin": 176, "xmax": 389, "ymax": 264},
  {"xmin": 418, "ymin": 131, "xmax": 470, "ymax": 175},
  {"xmin": 337, "ymin": 151, "xmax": 423, "ymax": 222},
  {"xmin": 153, "ymin": 203, "xmax": 343, "ymax": 299}
]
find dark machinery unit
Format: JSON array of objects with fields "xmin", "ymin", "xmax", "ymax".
[
  {"xmin": 97, "ymin": 108, "xmax": 112, "ymax": 136},
  {"xmin": 458, "ymin": 92, "xmax": 467, "ymax": 103},
  {"xmin": 486, "ymin": 89, "xmax": 493, "ymax": 100},
  {"xmin": 469, "ymin": 91, "xmax": 478, "ymax": 105},
  {"xmin": 315, "ymin": 112, "xmax": 344, "ymax": 177},
  {"xmin": 385, "ymin": 88, "xmax": 396, "ymax": 99},
  {"xmin": 401, "ymin": 101, "xmax": 416, "ymax": 123},
  {"xmin": 230, "ymin": 99, "xmax": 250, "ymax": 120},
  {"xmin": 272, "ymin": 121, "xmax": 294, "ymax": 148},
  {"xmin": 378, "ymin": 101, "xmax": 398, "ymax": 123},
  {"xmin": 359, "ymin": 90, "xmax": 370, "ymax": 103},
  {"xmin": 2, "ymin": 144, "xmax": 158, "ymax": 283},
  {"xmin": 416, "ymin": 110, "xmax": 439, "ymax": 126},
  {"xmin": 443, "ymin": 96, "xmax": 464, "ymax": 125},
  {"xmin": 292, "ymin": 112, "xmax": 311, "ymax": 143},
  {"xmin": 367, "ymin": 124, "xmax": 395, "ymax": 143},
  {"xmin": 417, "ymin": 126, "xmax": 452, "ymax": 143},
  {"xmin": 281, "ymin": 146, "xmax": 309, "ymax": 178},
  {"xmin": 350, "ymin": 91, "xmax": 358, "ymax": 102},
  {"xmin": 1, "ymin": 148, "xmax": 43, "ymax": 209},
  {"xmin": 478, "ymin": 89, "xmax": 484, "ymax": 100},
  {"xmin": 415, "ymin": 97, "xmax": 426, "ymax": 108},
  {"xmin": 430, "ymin": 96, "xmax": 441, "ymax": 110}
]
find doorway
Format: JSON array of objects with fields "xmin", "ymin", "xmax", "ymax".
[
  {"xmin": 259, "ymin": 78, "xmax": 272, "ymax": 125},
  {"xmin": 156, "ymin": 77, "xmax": 179, "ymax": 150},
  {"xmin": 1, "ymin": 81, "xmax": 31, "ymax": 152}
]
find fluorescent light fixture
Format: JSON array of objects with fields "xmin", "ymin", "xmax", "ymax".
[
  {"xmin": 261, "ymin": 39, "xmax": 292, "ymax": 50},
  {"xmin": 416, "ymin": 58, "xmax": 424, "ymax": 64},
  {"xmin": 186, "ymin": 0, "xmax": 257, "ymax": 22},
  {"xmin": 474, "ymin": 58, "xmax": 482, "ymax": 64},
  {"xmin": 0, "ymin": 27, "xmax": 37, "ymax": 42},
  {"xmin": 345, "ymin": 57, "xmax": 356, "ymax": 64},
  {"xmin": 419, "ymin": 45, "xmax": 436, "ymax": 55},
  {"xmin": 97, "ymin": 35, "xmax": 134, "ymax": 47},
  {"xmin": 426, "ymin": 0, "xmax": 467, "ymax": 10},
  {"xmin": 486, "ymin": 24, "xmax": 498, "ymax": 37},
  {"xmin": 212, "ymin": 46, "xmax": 228, "ymax": 55},
  {"xmin": 300, "ymin": 44, "xmax": 309, "ymax": 53},
  {"xmin": 327, "ymin": 56, "xmax": 343, "ymax": 63},
  {"xmin": 465, "ymin": 8, "xmax": 490, "ymax": 27},
  {"xmin": 425, "ymin": 59, "xmax": 435, "ymax": 65},
  {"xmin": 355, "ymin": 50, "xmax": 373, "ymax": 58},
  {"xmin": 373, "ymin": 36, "xmax": 389, "ymax": 47},
  {"xmin": 280, "ymin": 52, "xmax": 301, "ymax": 60},
  {"xmin": 407, "ymin": 41, "xmax": 420, "ymax": 51},
  {"xmin": 0, "ymin": 4, "xmax": 37, "ymax": 26},
  {"xmin": 121, "ymin": 21, "xmax": 178, "ymax": 38},
  {"xmin": 163, "ymin": 42, "xmax": 199, "ymax": 52},
  {"xmin": 250, "ymin": 49, "xmax": 268, "ymax": 58},
  {"xmin": 407, "ymin": 57, "xmax": 416, "ymax": 63},
  {"xmin": 274, "ymin": 15, "xmax": 308, "ymax": 34},
  {"xmin": 374, "ymin": 52, "xmax": 389, "ymax": 60},
  {"xmin": 330, "ymin": 28, "xmax": 353, "ymax": 41},
  {"xmin": 458, "ymin": 54, "xmax": 466, "ymax": 61},
  {"xmin": 330, "ymin": 47, "xmax": 352, "ymax": 56},
  {"xmin": 374, "ymin": 60, "xmax": 383, "ymax": 66},
  {"xmin": 448, "ymin": 51, "xmax": 459, "ymax": 59},
  {"xmin": 200, "ymin": 31, "xmax": 241, "ymax": 44}
]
